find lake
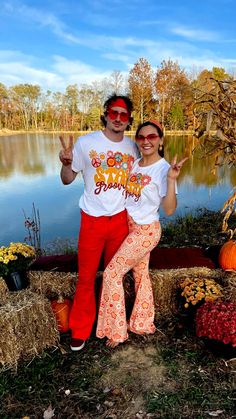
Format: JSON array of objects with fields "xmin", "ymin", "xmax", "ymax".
[{"xmin": 0, "ymin": 133, "xmax": 235, "ymax": 248}]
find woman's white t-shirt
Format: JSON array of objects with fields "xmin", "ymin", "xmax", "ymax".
[{"xmin": 125, "ymin": 158, "xmax": 177, "ymax": 224}]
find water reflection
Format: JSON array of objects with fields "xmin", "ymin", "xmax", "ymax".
[
  {"xmin": 0, "ymin": 133, "xmax": 60, "ymax": 177},
  {"xmin": 0, "ymin": 133, "xmax": 235, "ymax": 247}
]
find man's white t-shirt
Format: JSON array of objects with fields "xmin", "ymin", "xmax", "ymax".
[
  {"xmin": 125, "ymin": 158, "xmax": 177, "ymax": 224},
  {"xmin": 72, "ymin": 130, "xmax": 139, "ymax": 216}
]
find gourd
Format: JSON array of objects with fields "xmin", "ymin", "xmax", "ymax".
[
  {"xmin": 51, "ymin": 296, "xmax": 72, "ymax": 333},
  {"xmin": 218, "ymin": 240, "xmax": 236, "ymax": 270}
]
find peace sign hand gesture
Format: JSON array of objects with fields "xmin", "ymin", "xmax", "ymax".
[
  {"xmin": 167, "ymin": 155, "xmax": 188, "ymax": 180},
  {"xmin": 59, "ymin": 135, "xmax": 74, "ymax": 166}
]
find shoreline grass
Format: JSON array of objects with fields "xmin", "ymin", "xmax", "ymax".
[{"xmin": 44, "ymin": 208, "xmax": 235, "ymax": 256}]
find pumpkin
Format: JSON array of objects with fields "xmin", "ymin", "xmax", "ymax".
[
  {"xmin": 51, "ymin": 296, "xmax": 72, "ymax": 333},
  {"xmin": 218, "ymin": 240, "xmax": 236, "ymax": 270}
]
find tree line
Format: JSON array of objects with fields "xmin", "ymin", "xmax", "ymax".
[{"xmin": 0, "ymin": 58, "xmax": 234, "ymax": 132}]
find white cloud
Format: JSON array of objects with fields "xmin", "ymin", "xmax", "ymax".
[
  {"xmin": 1, "ymin": 44, "xmax": 235, "ymax": 93},
  {"xmin": 102, "ymin": 53, "xmax": 133, "ymax": 64},
  {"xmin": 52, "ymin": 56, "xmax": 112, "ymax": 84},
  {"xmin": 0, "ymin": 2, "xmax": 235, "ymax": 92},
  {"xmin": 171, "ymin": 26, "xmax": 220, "ymax": 42},
  {"xmin": 0, "ymin": 52, "xmax": 115, "ymax": 90},
  {"xmin": 0, "ymin": 58, "xmax": 63, "ymax": 89}
]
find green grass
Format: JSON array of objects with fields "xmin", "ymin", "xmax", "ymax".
[
  {"xmin": 160, "ymin": 208, "xmax": 233, "ymax": 248},
  {"xmin": 38, "ymin": 209, "xmax": 236, "ymax": 255},
  {"xmin": 1, "ymin": 329, "xmax": 235, "ymax": 418}
]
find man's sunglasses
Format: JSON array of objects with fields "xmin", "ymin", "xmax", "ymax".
[
  {"xmin": 136, "ymin": 134, "xmax": 159, "ymax": 142},
  {"xmin": 107, "ymin": 109, "xmax": 130, "ymax": 122}
]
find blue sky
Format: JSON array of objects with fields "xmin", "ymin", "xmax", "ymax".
[{"xmin": 0, "ymin": 0, "xmax": 235, "ymax": 92}]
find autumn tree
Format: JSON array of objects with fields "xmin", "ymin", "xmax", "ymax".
[
  {"xmin": 109, "ymin": 70, "xmax": 125, "ymax": 95},
  {"xmin": 155, "ymin": 60, "xmax": 191, "ymax": 129},
  {"xmin": 65, "ymin": 84, "xmax": 79, "ymax": 130},
  {"xmin": 0, "ymin": 83, "xmax": 9, "ymax": 129},
  {"xmin": 9, "ymin": 84, "xmax": 41, "ymax": 130},
  {"xmin": 192, "ymin": 67, "xmax": 232, "ymax": 134},
  {"xmin": 78, "ymin": 85, "xmax": 97, "ymax": 130},
  {"xmin": 128, "ymin": 58, "xmax": 154, "ymax": 125},
  {"xmin": 39, "ymin": 90, "xmax": 53, "ymax": 129},
  {"xmin": 168, "ymin": 101, "xmax": 185, "ymax": 130},
  {"xmin": 50, "ymin": 91, "xmax": 67, "ymax": 130}
]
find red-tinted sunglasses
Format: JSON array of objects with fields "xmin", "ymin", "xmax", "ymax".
[
  {"xmin": 107, "ymin": 109, "xmax": 130, "ymax": 122},
  {"xmin": 136, "ymin": 134, "xmax": 159, "ymax": 142}
]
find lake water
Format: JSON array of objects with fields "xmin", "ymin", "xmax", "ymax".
[{"xmin": 0, "ymin": 133, "xmax": 235, "ymax": 248}]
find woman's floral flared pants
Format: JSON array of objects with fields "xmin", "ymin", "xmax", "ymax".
[{"xmin": 96, "ymin": 215, "xmax": 161, "ymax": 343}]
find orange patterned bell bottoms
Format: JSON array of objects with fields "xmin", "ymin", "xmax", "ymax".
[{"xmin": 96, "ymin": 214, "xmax": 161, "ymax": 343}]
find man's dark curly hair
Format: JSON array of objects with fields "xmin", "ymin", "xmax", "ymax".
[{"xmin": 101, "ymin": 94, "xmax": 133, "ymax": 128}]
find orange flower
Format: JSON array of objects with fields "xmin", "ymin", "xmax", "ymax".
[{"xmin": 107, "ymin": 157, "xmax": 115, "ymax": 167}]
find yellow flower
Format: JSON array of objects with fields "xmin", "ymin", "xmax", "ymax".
[
  {"xmin": 0, "ymin": 242, "xmax": 36, "ymax": 278},
  {"xmin": 178, "ymin": 276, "xmax": 223, "ymax": 309},
  {"xmin": 122, "ymin": 154, "xmax": 129, "ymax": 163},
  {"xmin": 89, "ymin": 150, "xmax": 98, "ymax": 159}
]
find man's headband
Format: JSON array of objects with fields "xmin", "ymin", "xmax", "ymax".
[{"xmin": 109, "ymin": 98, "xmax": 129, "ymax": 112}]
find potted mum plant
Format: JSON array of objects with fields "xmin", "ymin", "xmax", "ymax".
[
  {"xmin": 177, "ymin": 277, "xmax": 223, "ymax": 326},
  {"xmin": 0, "ymin": 242, "xmax": 36, "ymax": 291},
  {"xmin": 196, "ymin": 300, "xmax": 236, "ymax": 356}
]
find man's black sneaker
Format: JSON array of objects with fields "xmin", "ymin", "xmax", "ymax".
[{"xmin": 70, "ymin": 338, "xmax": 85, "ymax": 351}]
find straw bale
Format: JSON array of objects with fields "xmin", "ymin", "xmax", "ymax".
[
  {"xmin": 28, "ymin": 270, "xmax": 77, "ymax": 298},
  {"xmin": 27, "ymin": 267, "xmax": 236, "ymax": 323},
  {"xmin": 216, "ymin": 270, "xmax": 236, "ymax": 302},
  {"xmin": 0, "ymin": 289, "xmax": 59, "ymax": 370},
  {"xmin": 28, "ymin": 270, "xmax": 105, "ymax": 299},
  {"xmin": 0, "ymin": 277, "xmax": 9, "ymax": 305},
  {"xmin": 150, "ymin": 267, "xmax": 230, "ymax": 321}
]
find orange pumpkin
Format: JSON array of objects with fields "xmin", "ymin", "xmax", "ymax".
[
  {"xmin": 218, "ymin": 240, "xmax": 236, "ymax": 270},
  {"xmin": 51, "ymin": 296, "xmax": 72, "ymax": 333}
]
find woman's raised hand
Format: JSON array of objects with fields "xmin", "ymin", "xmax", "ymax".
[
  {"xmin": 168, "ymin": 155, "xmax": 188, "ymax": 180},
  {"xmin": 59, "ymin": 135, "xmax": 74, "ymax": 166}
]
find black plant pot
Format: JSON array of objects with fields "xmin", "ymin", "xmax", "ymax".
[
  {"xmin": 5, "ymin": 271, "xmax": 29, "ymax": 291},
  {"xmin": 203, "ymin": 338, "xmax": 236, "ymax": 359}
]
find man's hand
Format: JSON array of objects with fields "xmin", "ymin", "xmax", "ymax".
[{"xmin": 59, "ymin": 135, "xmax": 74, "ymax": 166}]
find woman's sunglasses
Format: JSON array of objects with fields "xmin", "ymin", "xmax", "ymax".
[{"xmin": 136, "ymin": 134, "xmax": 159, "ymax": 142}]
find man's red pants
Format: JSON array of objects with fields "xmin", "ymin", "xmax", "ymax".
[{"xmin": 69, "ymin": 209, "xmax": 128, "ymax": 339}]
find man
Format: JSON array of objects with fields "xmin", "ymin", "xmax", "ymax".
[{"xmin": 59, "ymin": 94, "xmax": 139, "ymax": 350}]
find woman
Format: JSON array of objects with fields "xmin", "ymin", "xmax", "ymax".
[{"xmin": 96, "ymin": 120, "xmax": 187, "ymax": 347}]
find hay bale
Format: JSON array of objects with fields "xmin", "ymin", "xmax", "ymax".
[
  {"xmin": 0, "ymin": 277, "xmax": 9, "ymax": 305},
  {"xmin": 28, "ymin": 270, "xmax": 77, "ymax": 298},
  {"xmin": 150, "ymin": 267, "xmax": 229, "ymax": 321},
  {"xmin": 28, "ymin": 270, "xmax": 105, "ymax": 299},
  {"xmin": 217, "ymin": 270, "xmax": 236, "ymax": 302},
  {"xmin": 0, "ymin": 289, "xmax": 59, "ymax": 370},
  {"xmin": 27, "ymin": 267, "xmax": 236, "ymax": 323}
]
